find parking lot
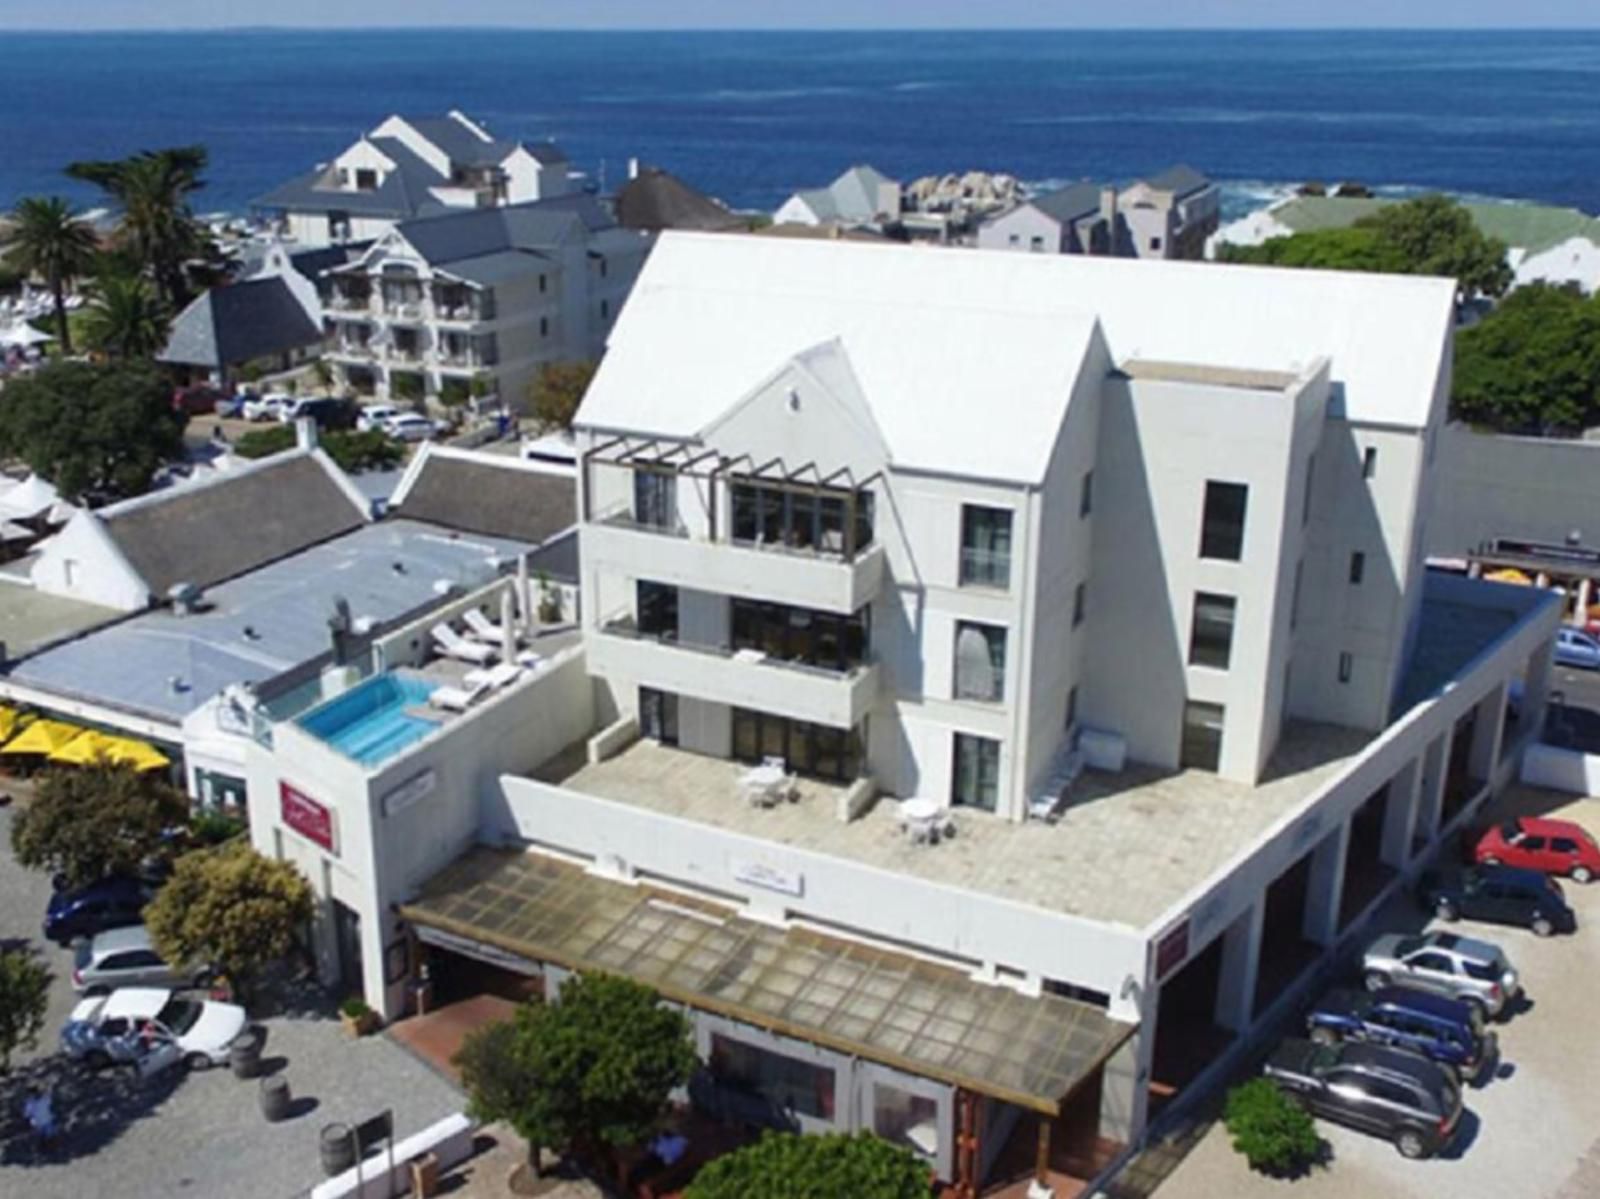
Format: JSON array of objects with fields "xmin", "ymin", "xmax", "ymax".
[
  {"xmin": 1157, "ymin": 790, "xmax": 1600, "ymax": 1199},
  {"xmin": 0, "ymin": 805, "xmax": 465, "ymax": 1199}
]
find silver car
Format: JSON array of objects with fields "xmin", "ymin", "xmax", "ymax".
[
  {"xmin": 1362, "ymin": 930, "xmax": 1520, "ymax": 1020},
  {"xmin": 71, "ymin": 926, "xmax": 211, "ymax": 994}
]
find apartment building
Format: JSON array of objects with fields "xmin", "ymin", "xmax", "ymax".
[
  {"xmin": 254, "ymin": 110, "xmax": 574, "ymax": 248},
  {"xmin": 239, "ymin": 235, "xmax": 1558, "ymax": 1196},
  {"xmin": 977, "ymin": 165, "xmax": 1221, "ymax": 260},
  {"xmin": 319, "ymin": 195, "xmax": 648, "ymax": 408}
]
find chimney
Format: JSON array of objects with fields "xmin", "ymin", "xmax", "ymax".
[
  {"xmin": 295, "ymin": 415, "xmax": 318, "ymax": 452},
  {"xmin": 628, "ymin": 157, "xmax": 641, "ymax": 181},
  {"xmin": 1099, "ymin": 186, "xmax": 1118, "ymax": 255}
]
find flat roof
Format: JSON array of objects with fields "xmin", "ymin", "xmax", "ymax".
[
  {"xmin": 534, "ymin": 723, "xmax": 1372, "ymax": 931},
  {"xmin": 0, "ymin": 580, "xmax": 119, "ymax": 660},
  {"xmin": 402, "ymin": 846, "xmax": 1132, "ymax": 1114},
  {"xmin": 5, "ymin": 519, "xmax": 530, "ymax": 724}
]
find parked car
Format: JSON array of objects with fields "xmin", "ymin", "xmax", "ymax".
[
  {"xmin": 72, "ymin": 926, "xmax": 212, "ymax": 995},
  {"xmin": 171, "ymin": 384, "xmax": 226, "ymax": 416},
  {"xmin": 1419, "ymin": 864, "xmax": 1576, "ymax": 936},
  {"xmin": 1473, "ymin": 816, "xmax": 1600, "ymax": 883},
  {"xmin": 355, "ymin": 403, "xmax": 402, "ymax": 433},
  {"xmin": 61, "ymin": 987, "xmax": 247, "ymax": 1072},
  {"xmin": 1554, "ymin": 627, "xmax": 1600, "ymax": 670},
  {"xmin": 383, "ymin": 413, "xmax": 436, "ymax": 443},
  {"xmin": 1264, "ymin": 1038, "xmax": 1463, "ymax": 1159},
  {"xmin": 214, "ymin": 391, "xmax": 248, "ymax": 419},
  {"xmin": 242, "ymin": 392, "xmax": 294, "ymax": 422},
  {"xmin": 43, "ymin": 875, "xmax": 150, "ymax": 946},
  {"xmin": 279, "ymin": 395, "xmax": 357, "ymax": 430},
  {"xmin": 1362, "ymin": 931, "xmax": 1520, "ymax": 1020},
  {"xmin": 1305, "ymin": 986, "xmax": 1495, "ymax": 1077}
]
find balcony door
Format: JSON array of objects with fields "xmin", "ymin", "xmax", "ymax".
[{"xmin": 639, "ymin": 688, "xmax": 679, "ymax": 746}]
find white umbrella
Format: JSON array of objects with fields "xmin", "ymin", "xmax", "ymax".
[
  {"xmin": 0, "ymin": 475, "xmax": 60, "ymax": 520},
  {"xmin": 0, "ymin": 322, "xmax": 54, "ymax": 349},
  {"xmin": 0, "ymin": 521, "xmax": 33, "ymax": 542}
]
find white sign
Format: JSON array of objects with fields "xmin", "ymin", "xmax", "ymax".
[
  {"xmin": 381, "ymin": 768, "xmax": 437, "ymax": 818},
  {"xmin": 732, "ymin": 858, "xmax": 804, "ymax": 897}
]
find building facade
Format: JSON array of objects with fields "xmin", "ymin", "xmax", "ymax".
[{"xmin": 977, "ymin": 166, "xmax": 1221, "ymax": 261}]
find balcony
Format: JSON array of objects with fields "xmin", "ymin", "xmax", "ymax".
[
  {"xmin": 327, "ymin": 340, "xmax": 377, "ymax": 361},
  {"xmin": 327, "ymin": 291, "xmax": 374, "ymax": 314},
  {"xmin": 583, "ymin": 513, "xmax": 885, "ymax": 615},
  {"xmin": 589, "ymin": 617, "xmax": 880, "ymax": 729}
]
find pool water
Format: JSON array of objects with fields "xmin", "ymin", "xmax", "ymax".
[{"xmin": 298, "ymin": 674, "xmax": 441, "ymax": 767}]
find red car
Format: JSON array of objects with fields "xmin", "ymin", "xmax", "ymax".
[{"xmin": 1473, "ymin": 816, "xmax": 1600, "ymax": 883}]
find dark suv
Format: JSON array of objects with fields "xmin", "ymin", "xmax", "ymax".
[
  {"xmin": 1265, "ymin": 1039, "xmax": 1463, "ymax": 1158},
  {"xmin": 1420, "ymin": 864, "xmax": 1576, "ymax": 936},
  {"xmin": 1305, "ymin": 987, "xmax": 1494, "ymax": 1078},
  {"xmin": 43, "ymin": 875, "xmax": 150, "ymax": 946}
]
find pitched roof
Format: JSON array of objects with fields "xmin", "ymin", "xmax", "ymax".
[
  {"xmin": 401, "ymin": 116, "xmax": 506, "ymax": 166},
  {"xmin": 616, "ymin": 168, "xmax": 745, "ymax": 233},
  {"xmin": 98, "ymin": 452, "xmax": 368, "ymax": 596},
  {"xmin": 252, "ymin": 161, "xmax": 446, "ymax": 220},
  {"xmin": 830, "ymin": 164, "xmax": 897, "ymax": 221},
  {"xmin": 1141, "ymin": 164, "xmax": 1211, "ymax": 197},
  {"xmin": 158, "ymin": 278, "xmax": 321, "ymax": 369},
  {"xmin": 1031, "ymin": 182, "xmax": 1104, "ymax": 223},
  {"xmin": 577, "ymin": 232, "xmax": 1457, "ymax": 481},
  {"xmin": 394, "ymin": 194, "xmax": 614, "ymax": 267},
  {"xmin": 287, "ymin": 243, "xmax": 368, "ymax": 279},
  {"xmin": 391, "ymin": 448, "xmax": 577, "ymax": 545}
]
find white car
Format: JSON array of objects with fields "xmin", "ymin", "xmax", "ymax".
[
  {"xmin": 383, "ymin": 413, "xmax": 437, "ymax": 443},
  {"xmin": 61, "ymin": 987, "xmax": 248, "ymax": 1072},
  {"xmin": 242, "ymin": 392, "xmax": 294, "ymax": 422},
  {"xmin": 356, "ymin": 403, "xmax": 402, "ymax": 433}
]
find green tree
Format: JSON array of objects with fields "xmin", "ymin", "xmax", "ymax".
[
  {"xmin": 0, "ymin": 947, "xmax": 52, "ymax": 1073},
  {"xmin": 528, "ymin": 360, "xmax": 598, "ymax": 430},
  {"xmin": 11, "ymin": 763, "xmax": 189, "ymax": 890},
  {"xmin": 0, "ymin": 359, "xmax": 186, "ymax": 501},
  {"xmin": 233, "ymin": 424, "xmax": 403, "ymax": 473},
  {"xmin": 1452, "ymin": 284, "xmax": 1600, "ymax": 433},
  {"xmin": 1224, "ymin": 1078, "xmax": 1321, "ymax": 1175},
  {"xmin": 1218, "ymin": 226, "xmax": 1408, "ymax": 274},
  {"xmin": 686, "ymin": 1131, "xmax": 931, "ymax": 1199},
  {"xmin": 66, "ymin": 146, "xmax": 211, "ymax": 309},
  {"xmin": 4, "ymin": 196, "xmax": 98, "ymax": 354},
  {"xmin": 454, "ymin": 973, "xmax": 696, "ymax": 1178},
  {"xmin": 81, "ymin": 273, "xmax": 170, "ymax": 360},
  {"xmin": 143, "ymin": 842, "xmax": 313, "ymax": 1005}
]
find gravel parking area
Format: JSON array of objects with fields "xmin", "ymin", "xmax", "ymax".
[
  {"xmin": 1157, "ymin": 792, "xmax": 1600, "ymax": 1199},
  {"xmin": 0, "ymin": 805, "xmax": 465, "ymax": 1199}
]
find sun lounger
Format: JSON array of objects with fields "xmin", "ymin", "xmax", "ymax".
[
  {"xmin": 428, "ymin": 681, "xmax": 490, "ymax": 712},
  {"xmin": 431, "ymin": 622, "xmax": 495, "ymax": 664},
  {"xmin": 461, "ymin": 607, "xmax": 512, "ymax": 644},
  {"xmin": 463, "ymin": 662, "xmax": 523, "ymax": 691}
]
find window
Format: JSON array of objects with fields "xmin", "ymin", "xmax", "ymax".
[
  {"xmin": 1199, "ymin": 481, "xmax": 1248, "ymax": 561},
  {"xmin": 1362, "ymin": 446, "xmax": 1378, "ymax": 479},
  {"xmin": 732, "ymin": 599, "xmax": 869, "ymax": 672},
  {"xmin": 632, "ymin": 468, "xmax": 675, "ymax": 530},
  {"xmin": 1079, "ymin": 470, "xmax": 1094, "ymax": 518},
  {"xmin": 959, "ymin": 506, "xmax": 1012, "ymax": 589},
  {"xmin": 1520, "ymin": 836, "xmax": 1547, "ymax": 852},
  {"xmin": 1349, "ymin": 552, "xmax": 1366, "ymax": 585},
  {"xmin": 600, "ymin": 299, "xmax": 610, "ymax": 319},
  {"xmin": 1553, "ymin": 837, "xmax": 1580, "ymax": 854},
  {"xmin": 539, "ymin": 316, "xmax": 549, "ymax": 337},
  {"xmin": 1073, "ymin": 582, "xmax": 1087, "ymax": 628},
  {"xmin": 710, "ymin": 1035, "xmax": 835, "ymax": 1120},
  {"xmin": 873, "ymin": 1084, "xmax": 939, "ymax": 1158},
  {"xmin": 954, "ymin": 622, "xmax": 1007, "ymax": 702},
  {"xmin": 1008, "ymin": 233, "xmax": 1020, "ymax": 247},
  {"xmin": 354, "ymin": 168, "xmax": 378, "ymax": 191},
  {"xmin": 730, "ymin": 481, "xmax": 874, "ymax": 556},
  {"xmin": 1181, "ymin": 701, "xmax": 1225, "ymax": 772},
  {"xmin": 1338, "ymin": 651, "xmax": 1354, "ymax": 683},
  {"xmin": 952, "ymin": 734, "xmax": 1001, "ymax": 811},
  {"xmin": 1065, "ymin": 685, "xmax": 1079, "ymax": 730},
  {"xmin": 1302, "ymin": 454, "xmax": 1317, "ymax": 526},
  {"xmin": 538, "ymin": 273, "xmax": 547, "ymax": 293},
  {"xmin": 1188, "ymin": 593, "xmax": 1237, "ymax": 670},
  {"xmin": 636, "ymin": 581, "xmax": 679, "ymax": 639},
  {"xmin": 598, "ymin": 257, "xmax": 609, "ymax": 278},
  {"xmin": 639, "ymin": 687, "xmax": 679, "ymax": 745},
  {"xmin": 1150, "ymin": 236, "xmax": 1163, "ymax": 252},
  {"xmin": 1029, "ymin": 235, "xmax": 1045, "ymax": 252},
  {"xmin": 1409, "ymin": 952, "xmax": 1452, "ymax": 973},
  {"xmin": 732, "ymin": 710, "xmax": 864, "ymax": 782}
]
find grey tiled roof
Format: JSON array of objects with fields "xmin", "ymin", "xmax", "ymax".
[
  {"xmin": 1142, "ymin": 164, "xmax": 1210, "ymax": 197},
  {"xmin": 403, "ymin": 117, "xmax": 510, "ymax": 167},
  {"xmin": 396, "ymin": 194, "xmax": 614, "ymax": 267},
  {"xmin": 396, "ymin": 456, "xmax": 576, "ymax": 546},
  {"xmin": 438, "ymin": 249, "xmax": 552, "ymax": 286},
  {"xmin": 157, "ymin": 278, "xmax": 321, "ymax": 369},
  {"xmin": 100, "ymin": 453, "xmax": 368, "ymax": 596},
  {"xmin": 1031, "ymin": 182, "xmax": 1104, "ymax": 223},
  {"xmin": 616, "ymin": 168, "xmax": 744, "ymax": 233}
]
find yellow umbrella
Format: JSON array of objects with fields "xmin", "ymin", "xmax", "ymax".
[
  {"xmin": 2, "ymin": 719, "xmax": 86, "ymax": 756},
  {"xmin": 102, "ymin": 736, "xmax": 171, "ymax": 772},
  {"xmin": 1485, "ymin": 568, "xmax": 1531, "ymax": 585},
  {"xmin": 47, "ymin": 730, "xmax": 116, "ymax": 766},
  {"xmin": 0, "ymin": 706, "xmax": 32, "ymax": 743}
]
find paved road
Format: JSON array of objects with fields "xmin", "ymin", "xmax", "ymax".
[
  {"xmin": 0, "ymin": 804, "xmax": 465, "ymax": 1199},
  {"xmin": 1156, "ymin": 793, "xmax": 1600, "ymax": 1199}
]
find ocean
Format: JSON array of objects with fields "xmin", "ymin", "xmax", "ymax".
[{"xmin": 1, "ymin": 29, "xmax": 1598, "ymax": 220}]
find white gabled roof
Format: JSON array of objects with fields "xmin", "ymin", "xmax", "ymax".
[{"xmin": 578, "ymin": 234, "xmax": 1456, "ymax": 481}]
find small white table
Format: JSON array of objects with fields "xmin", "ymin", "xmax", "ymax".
[
  {"xmin": 733, "ymin": 648, "xmax": 769, "ymax": 664},
  {"xmin": 899, "ymin": 798, "xmax": 953, "ymax": 843},
  {"xmin": 739, "ymin": 764, "xmax": 786, "ymax": 807}
]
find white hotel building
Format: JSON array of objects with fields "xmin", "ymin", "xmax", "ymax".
[{"xmin": 245, "ymin": 235, "xmax": 1558, "ymax": 1194}]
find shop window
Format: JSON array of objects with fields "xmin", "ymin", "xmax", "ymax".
[{"xmin": 710, "ymin": 1034, "xmax": 835, "ymax": 1120}]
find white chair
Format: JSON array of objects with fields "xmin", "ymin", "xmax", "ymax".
[
  {"xmin": 463, "ymin": 662, "xmax": 523, "ymax": 691},
  {"xmin": 428, "ymin": 681, "xmax": 489, "ymax": 712},
  {"xmin": 431, "ymin": 622, "xmax": 495, "ymax": 665},
  {"xmin": 462, "ymin": 607, "xmax": 511, "ymax": 644}
]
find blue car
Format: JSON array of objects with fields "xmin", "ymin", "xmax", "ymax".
[
  {"xmin": 44, "ymin": 875, "xmax": 151, "ymax": 946},
  {"xmin": 1555, "ymin": 627, "xmax": 1600, "ymax": 670},
  {"xmin": 1306, "ymin": 986, "xmax": 1495, "ymax": 1077}
]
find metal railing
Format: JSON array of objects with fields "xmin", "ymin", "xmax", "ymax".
[{"xmin": 599, "ymin": 612, "xmax": 873, "ymax": 681}]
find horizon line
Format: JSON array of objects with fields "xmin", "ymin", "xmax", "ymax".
[{"xmin": 7, "ymin": 23, "xmax": 1600, "ymax": 34}]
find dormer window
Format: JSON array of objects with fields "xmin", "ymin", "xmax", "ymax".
[{"xmin": 354, "ymin": 168, "xmax": 379, "ymax": 192}]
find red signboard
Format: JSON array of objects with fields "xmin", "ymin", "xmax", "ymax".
[
  {"xmin": 1154, "ymin": 920, "xmax": 1190, "ymax": 982},
  {"xmin": 280, "ymin": 782, "xmax": 336, "ymax": 854}
]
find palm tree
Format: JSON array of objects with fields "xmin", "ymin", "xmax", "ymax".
[
  {"xmin": 67, "ymin": 146, "xmax": 208, "ymax": 309},
  {"xmin": 80, "ymin": 274, "xmax": 169, "ymax": 361},
  {"xmin": 4, "ymin": 197, "xmax": 98, "ymax": 355}
]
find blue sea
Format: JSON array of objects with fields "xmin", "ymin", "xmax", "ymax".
[{"xmin": 2, "ymin": 29, "xmax": 1599, "ymax": 219}]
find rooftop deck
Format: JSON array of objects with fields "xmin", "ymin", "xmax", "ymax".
[{"xmin": 533, "ymin": 720, "xmax": 1372, "ymax": 930}]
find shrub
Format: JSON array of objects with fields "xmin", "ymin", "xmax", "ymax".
[
  {"xmin": 190, "ymin": 809, "xmax": 246, "ymax": 846},
  {"xmin": 340, "ymin": 996, "xmax": 372, "ymax": 1019},
  {"xmin": 686, "ymin": 1131, "xmax": 930, "ymax": 1199},
  {"xmin": 1224, "ymin": 1078, "xmax": 1321, "ymax": 1174}
]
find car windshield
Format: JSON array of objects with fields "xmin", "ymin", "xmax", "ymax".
[{"xmin": 155, "ymin": 998, "xmax": 203, "ymax": 1036}]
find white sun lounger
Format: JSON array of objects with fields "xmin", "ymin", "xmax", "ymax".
[
  {"xmin": 463, "ymin": 662, "xmax": 523, "ymax": 691},
  {"xmin": 428, "ymin": 681, "xmax": 490, "ymax": 712},
  {"xmin": 461, "ymin": 607, "xmax": 512, "ymax": 644},
  {"xmin": 431, "ymin": 622, "xmax": 495, "ymax": 665}
]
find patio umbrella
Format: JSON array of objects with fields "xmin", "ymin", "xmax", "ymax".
[
  {"xmin": 0, "ymin": 474, "xmax": 60, "ymax": 521},
  {"xmin": 1485, "ymin": 568, "xmax": 1531, "ymax": 585},
  {"xmin": 0, "ymin": 706, "xmax": 32, "ymax": 743},
  {"xmin": 102, "ymin": 736, "xmax": 171, "ymax": 772},
  {"xmin": 48, "ymin": 729, "xmax": 117, "ymax": 766},
  {"xmin": 0, "ymin": 322, "xmax": 53, "ymax": 350},
  {"xmin": 2, "ymin": 719, "xmax": 85, "ymax": 757}
]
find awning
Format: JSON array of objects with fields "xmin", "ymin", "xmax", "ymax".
[
  {"xmin": 3, "ymin": 718, "xmax": 85, "ymax": 755},
  {"xmin": 402, "ymin": 848, "xmax": 1134, "ymax": 1115}
]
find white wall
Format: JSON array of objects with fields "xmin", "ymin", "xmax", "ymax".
[
  {"xmin": 976, "ymin": 205, "xmax": 1064, "ymax": 254},
  {"xmin": 31, "ymin": 513, "xmax": 149, "ymax": 610}
]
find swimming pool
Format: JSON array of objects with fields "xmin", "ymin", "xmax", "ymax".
[{"xmin": 298, "ymin": 674, "xmax": 441, "ymax": 767}]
